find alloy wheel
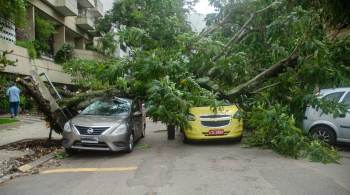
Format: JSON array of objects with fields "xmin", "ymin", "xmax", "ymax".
[{"xmin": 312, "ymin": 129, "xmax": 330, "ymax": 143}]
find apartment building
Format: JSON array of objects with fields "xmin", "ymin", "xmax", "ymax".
[
  {"xmin": 22, "ymin": 0, "xmax": 103, "ymax": 53},
  {"xmin": 0, "ymin": 0, "xmax": 104, "ymax": 84}
]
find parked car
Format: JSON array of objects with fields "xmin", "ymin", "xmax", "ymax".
[
  {"xmin": 303, "ymin": 88, "xmax": 350, "ymax": 145},
  {"xmin": 62, "ymin": 98, "xmax": 146, "ymax": 153},
  {"xmin": 182, "ymin": 105, "xmax": 243, "ymax": 143}
]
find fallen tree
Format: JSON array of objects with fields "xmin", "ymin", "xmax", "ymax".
[{"xmin": 5, "ymin": 0, "xmax": 349, "ymax": 163}]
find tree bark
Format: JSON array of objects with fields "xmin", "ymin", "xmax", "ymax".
[
  {"xmin": 17, "ymin": 76, "xmax": 66, "ymax": 133},
  {"xmin": 167, "ymin": 125, "xmax": 176, "ymax": 140}
]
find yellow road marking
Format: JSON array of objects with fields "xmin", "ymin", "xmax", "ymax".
[{"xmin": 41, "ymin": 167, "xmax": 137, "ymax": 174}]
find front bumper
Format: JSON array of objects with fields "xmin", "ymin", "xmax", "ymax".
[
  {"xmin": 62, "ymin": 130, "xmax": 129, "ymax": 152},
  {"xmin": 183, "ymin": 119, "xmax": 243, "ymax": 140}
]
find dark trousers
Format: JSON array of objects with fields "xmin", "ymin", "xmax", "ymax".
[{"xmin": 9, "ymin": 101, "xmax": 19, "ymax": 117}]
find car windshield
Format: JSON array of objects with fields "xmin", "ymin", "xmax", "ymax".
[{"xmin": 81, "ymin": 99, "xmax": 130, "ymax": 116}]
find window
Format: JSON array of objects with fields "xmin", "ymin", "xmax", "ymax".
[
  {"xmin": 81, "ymin": 100, "xmax": 130, "ymax": 116},
  {"xmin": 341, "ymin": 93, "xmax": 350, "ymax": 109},
  {"xmin": 322, "ymin": 92, "xmax": 344, "ymax": 103}
]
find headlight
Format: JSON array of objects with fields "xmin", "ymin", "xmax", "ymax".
[
  {"xmin": 232, "ymin": 110, "xmax": 242, "ymax": 119},
  {"xmin": 64, "ymin": 122, "xmax": 71, "ymax": 132},
  {"xmin": 187, "ymin": 113, "xmax": 196, "ymax": 121},
  {"xmin": 111, "ymin": 124, "xmax": 128, "ymax": 135}
]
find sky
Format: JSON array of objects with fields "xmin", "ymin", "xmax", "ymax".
[
  {"xmin": 103, "ymin": 0, "xmax": 216, "ymax": 15},
  {"xmin": 193, "ymin": 0, "xmax": 216, "ymax": 14}
]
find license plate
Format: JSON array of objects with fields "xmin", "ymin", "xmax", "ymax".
[
  {"xmin": 81, "ymin": 136, "xmax": 99, "ymax": 144},
  {"xmin": 208, "ymin": 129, "xmax": 225, "ymax": 136}
]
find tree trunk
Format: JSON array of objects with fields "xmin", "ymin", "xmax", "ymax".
[{"xmin": 167, "ymin": 125, "xmax": 176, "ymax": 140}]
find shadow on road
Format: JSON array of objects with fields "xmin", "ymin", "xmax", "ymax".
[
  {"xmin": 184, "ymin": 139, "xmax": 242, "ymax": 146},
  {"xmin": 67, "ymin": 150, "xmax": 129, "ymax": 159}
]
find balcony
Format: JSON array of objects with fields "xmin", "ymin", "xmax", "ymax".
[
  {"xmin": 53, "ymin": 0, "xmax": 78, "ymax": 16},
  {"xmin": 76, "ymin": 9, "xmax": 95, "ymax": 30},
  {"xmin": 76, "ymin": 16, "xmax": 95, "ymax": 30},
  {"xmin": 90, "ymin": 0, "xmax": 103, "ymax": 17},
  {"xmin": 77, "ymin": 0, "xmax": 94, "ymax": 8}
]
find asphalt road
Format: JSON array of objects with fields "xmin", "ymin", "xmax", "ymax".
[{"xmin": 1, "ymin": 121, "xmax": 350, "ymax": 195}]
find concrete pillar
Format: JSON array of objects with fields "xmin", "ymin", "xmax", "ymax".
[
  {"xmin": 27, "ymin": 5, "xmax": 35, "ymax": 40},
  {"xmin": 16, "ymin": 5, "xmax": 36, "ymax": 41},
  {"xmin": 75, "ymin": 37, "xmax": 86, "ymax": 49},
  {"xmin": 53, "ymin": 25, "xmax": 66, "ymax": 54}
]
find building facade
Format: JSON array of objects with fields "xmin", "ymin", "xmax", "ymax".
[
  {"xmin": 0, "ymin": 0, "xmax": 105, "ymax": 84},
  {"xmin": 24, "ymin": 0, "xmax": 103, "ymax": 53}
]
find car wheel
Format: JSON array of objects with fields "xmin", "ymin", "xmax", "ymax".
[
  {"xmin": 235, "ymin": 135, "xmax": 243, "ymax": 143},
  {"xmin": 310, "ymin": 126, "xmax": 336, "ymax": 145},
  {"xmin": 126, "ymin": 133, "xmax": 134, "ymax": 153},
  {"xmin": 182, "ymin": 131, "xmax": 189, "ymax": 144}
]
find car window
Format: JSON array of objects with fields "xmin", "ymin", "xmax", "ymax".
[
  {"xmin": 341, "ymin": 93, "xmax": 350, "ymax": 109},
  {"xmin": 81, "ymin": 100, "xmax": 130, "ymax": 116},
  {"xmin": 322, "ymin": 92, "xmax": 344, "ymax": 103}
]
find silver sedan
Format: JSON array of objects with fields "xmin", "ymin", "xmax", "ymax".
[{"xmin": 62, "ymin": 98, "xmax": 146, "ymax": 153}]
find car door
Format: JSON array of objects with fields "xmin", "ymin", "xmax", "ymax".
[
  {"xmin": 336, "ymin": 92, "xmax": 350, "ymax": 140},
  {"xmin": 310, "ymin": 91, "xmax": 345, "ymax": 123}
]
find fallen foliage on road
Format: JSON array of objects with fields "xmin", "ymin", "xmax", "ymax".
[{"xmin": 0, "ymin": 139, "xmax": 62, "ymax": 177}]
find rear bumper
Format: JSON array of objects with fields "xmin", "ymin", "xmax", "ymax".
[{"xmin": 62, "ymin": 130, "xmax": 129, "ymax": 152}]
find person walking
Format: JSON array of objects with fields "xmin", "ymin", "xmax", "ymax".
[{"xmin": 6, "ymin": 82, "xmax": 21, "ymax": 118}]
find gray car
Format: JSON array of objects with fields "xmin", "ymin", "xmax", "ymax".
[
  {"xmin": 303, "ymin": 88, "xmax": 350, "ymax": 145},
  {"xmin": 62, "ymin": 98, "xmax": 146, "ymax": 153}
]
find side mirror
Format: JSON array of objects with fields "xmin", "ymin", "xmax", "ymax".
[{"xmin": 133, "ymin": 111, "xmax": 142, "ymax": 117}]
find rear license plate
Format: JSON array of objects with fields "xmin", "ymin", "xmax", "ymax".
[
  {"xmin": 208, "ymin": 129, "xmax": 224, "ymax": 136},
  {"xmin": 81, "ymin": 136, "xmax": 99, "ymax": 144}
]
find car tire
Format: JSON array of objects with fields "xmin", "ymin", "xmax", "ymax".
[
  {"xmin": 65, "ymin": 148, "xmax": 77, "ymax": 155},
  {"xmin": 182, "ymin": 132, "xmax": 189, "ymax": 144},
  {"xmin": 126, "ymin": 133, "xmax": 134, "ymax": 153},
  {"xmin": 235, "ymin": 135, "xmax": 243, "ymax": 143},
  {"xmin": 310, "ymin": 125, "xmax": 336, "ymax": 145}
]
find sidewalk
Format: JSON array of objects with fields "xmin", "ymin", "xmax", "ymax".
[{"xmin": 0, "ymin": 115, "xmax": 61, "ymax": 146}]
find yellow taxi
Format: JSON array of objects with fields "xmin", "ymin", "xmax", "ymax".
[{"xmin": 182, "ymin": 105, "xmax": 243, "ymax": 142}]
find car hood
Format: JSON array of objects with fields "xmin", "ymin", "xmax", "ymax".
[
  {"xmin": 71, "ymin": 114, "xmax": 128, "ymax": 127},
  {"xmin": 190, "ymin": 105, "xmax": 238, "ymax": 116}
]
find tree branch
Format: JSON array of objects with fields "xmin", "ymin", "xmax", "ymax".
[
  {"xmin": 211, "ymin": 1, "xmax": 281, "ymax": 62},
  {"xmin": 225, "ymin": 47, "xmax": 299, "ymax": 98}
]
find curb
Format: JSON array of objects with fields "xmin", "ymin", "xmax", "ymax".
[
  {"xmin": 17, "ymin": 152, "xmax": 56, "ymax": 173},
  {"xmin": 0, "ymin": 121, "xmax": 20, "ymax": 129},
  {"xmin": 0, "ymin": 151, "xmax": 57, "ymax": 184}
]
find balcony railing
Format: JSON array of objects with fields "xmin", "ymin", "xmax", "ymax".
[
  {"xmin": 77, "ymin": 9, "xmax": 95, "ymax": 30},
  {"xmin": 53, "ymin": 0, "xmax": 78, "ymax": 16},
  {"xmin": 76, "ymin": 16, "xmax": 95, "ymax": 30},
  {"xmin": 77, "ymin": 0, "xmax": 94, "ymax": 8}
]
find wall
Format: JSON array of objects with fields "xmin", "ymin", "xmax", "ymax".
[
  {"xmin": 73, "ymin": 49, "xmax": 103, "ymax": 60},
  {"xmin": 0, "ymin": 40, "xmax": 72, "ymax": 84}
]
